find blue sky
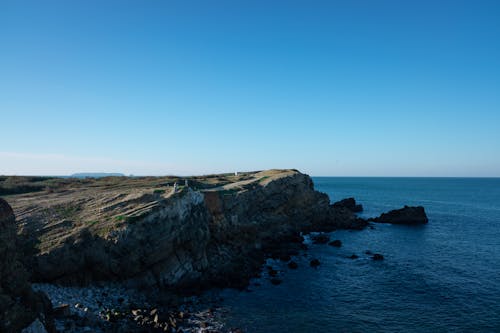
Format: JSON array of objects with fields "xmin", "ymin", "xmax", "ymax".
[{"xmin": 1, "ymin": 1, "xmax": 499, "ymax": 176}]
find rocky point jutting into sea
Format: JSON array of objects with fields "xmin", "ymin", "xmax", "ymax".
[{"xmin": 0, "ymin": 169, "xmax": 427, "ymax": 332}]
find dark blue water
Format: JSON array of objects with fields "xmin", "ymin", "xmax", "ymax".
[{"xmin": 217, "ymin": 178, "xmax": 500, "ymax": 332}]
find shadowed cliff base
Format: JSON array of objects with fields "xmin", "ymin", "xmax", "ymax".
[{"xmin": 0, "ymin": 198, "xmax": 54, "ymax": 333}]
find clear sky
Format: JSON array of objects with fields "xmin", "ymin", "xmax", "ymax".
[{"xmin": 1, "ymin": 1, "xmax": 499, "ymax": 176}]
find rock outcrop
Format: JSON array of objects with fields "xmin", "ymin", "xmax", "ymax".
[
  {"xmin": 9, "ymin": 169, "xmax": 365, "ymax": 293},
  {"xmin": 0, "ymin": 198, "xmax": 53, "ymax": 333},
  {"xmin": 312, "ymin": 233, "xmax": 330, "ymax": 244},
  {"xmin": 332, "ymin": 197, "xmax": 363, "ymax": 213},
  {"xmin": 329, "ymin": 240, "xmax": 342, "ymax": 247},
  {"xmin": 369, "ymin": 205, "xmax": 428, "ymax": 225},
  {"xmin": 3, "ymin": 170, "xmax": 432, "ymax": 333}
]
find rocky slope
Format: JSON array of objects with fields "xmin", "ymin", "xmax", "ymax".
[{"xmin": 6, "ymin": 170, "xmax": 364, "ymax": 293}]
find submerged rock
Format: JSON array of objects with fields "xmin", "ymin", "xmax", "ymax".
[
  {"xmin": 287, "ymin": 261, "xmax": 298, "ymax": 269},
  {"xmin": 372, "ymin": 253, "xmax": 384, "ymax": 261},
  {"xmin": 310, "ymin": 259, "xmax": 321, "ymax": 267},
  {"xmin": 268, "ymin": 269, "xmax": 278, "ymax": 277},
  {"xmin": 328, "ymin": 240, "xmax": 342, "ymax": 247},
  {"xmin": 370, "ymin": 205, "xmax": 428, "ymax": 225},
  {"xmin": 312, "ymin": 233, "xmax": 330, "ymax": 244},
  {"xmin": 270, "ymin": 278, "xmax": 282, "ymax": 285}
]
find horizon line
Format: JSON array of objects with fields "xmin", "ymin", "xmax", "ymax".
[{"xmin": 1, "ymin": 173, "xmax": 499, "ymax": 179}]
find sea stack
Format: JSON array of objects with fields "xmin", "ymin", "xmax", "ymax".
[{"xmin": 369, "ymin": 205, "xmax": 428, "ymax": 225}]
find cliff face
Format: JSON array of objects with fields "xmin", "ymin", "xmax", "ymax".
[
  {"xmin": 201, "ymin": 170, "xmax": 332, "ymax": 287},
  {"xmin": 0, "ymin": 199, "xmax": 53, "ymax": 333},
  {"xmin": 33, "ymin": 189, "xmax": 212, "ymax": 289},
  {"xmin": 8, "ymin": 169, "xmax": 361, "ymax": 291}
]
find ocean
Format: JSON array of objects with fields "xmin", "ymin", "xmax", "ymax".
[{"xmin": 216, "ymin": 177, "xmax": 500, "ymax": 332}]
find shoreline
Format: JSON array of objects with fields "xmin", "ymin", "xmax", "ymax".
[{"xmin": 1, "ymin": 170, "xmax": 426, "ymax": 332}]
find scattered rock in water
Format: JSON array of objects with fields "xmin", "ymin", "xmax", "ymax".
[
  {"xmin": 365, "ymin": 250, "xmax": 373, "ymax": 255},
  {"xmin": 332, "ymin": 197, "xmax": 363, "ymax": 213},
  {"xmin": 372, "ymin": 253, "xmax": 384, "ymax": 261},
  {"xmin": 268, "ymin": 268, "xmax": 278, "ymax": 277},
  {"xmin": 348, "ymin": 254, "xmax": 359, "ymax": 259},
  {"xmin": 270, "ymin": 278, "xmax": 282, "ymax": 285},
  {"xmin": 328, "ymin": 239, "xmax": 342, "ymax": 247},
  {"xmin": 312, "ymin": 233, "xmax": 330, "ymax": 244},
  {"xmin": 287, "ymin": 261, "xmax": 298, "ymax": 269},
  {"xmin": 310, "ymin": 259, "xmax": 321, "ymax": 267},
  {"xmin": 369, "ymin": 205, "xmax": 428, "ymax": 225}
]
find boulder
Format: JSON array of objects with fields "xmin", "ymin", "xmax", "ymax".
[
  {"xmin": 332, "ymin": 198, "xmax": 363, "ymax": 213},
  {"xmin": 268, "ymin": 269, "xmax": 278, "ymax": 277},
  {"xmin": 369, "ymin": 205, "xmax": 428, "ymax": 225},
  {"xmin": 312, "ymin": 233, "xmax": 330, "ymax": 244},
  {"xmin": 310, "ymin": 259, "xmax": 320, "ymax": 267},
  {"xmin": 328, "ymin": 240, "xmax": 342, "ymax": 247}
]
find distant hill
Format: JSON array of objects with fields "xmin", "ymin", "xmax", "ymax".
[{"xmin": 70, "ymin": 173, "xmax": 125, "ymax": 178}]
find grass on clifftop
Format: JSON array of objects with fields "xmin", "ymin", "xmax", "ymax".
[{"xmin": 6, "ymin": 169, "xmax": 300, "ymax": 252}]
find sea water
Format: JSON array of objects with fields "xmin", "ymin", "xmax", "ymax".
[{"xmin": 217, "ymin": 178, "xmax": 500, "ymax": 332}]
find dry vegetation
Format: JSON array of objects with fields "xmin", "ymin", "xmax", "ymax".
[{"xmin": 3, "ymin": 170, "xmax": 297, "ymax": 253}]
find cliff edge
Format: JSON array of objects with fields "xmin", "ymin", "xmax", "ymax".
[{"xmin": 7, "ymin": 170, "xmax": 363, "ymax": 292}]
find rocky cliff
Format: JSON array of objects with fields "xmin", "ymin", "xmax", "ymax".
[
  {"xmin": 0, "ymin": 198, "xmax": 53, "ymax": 333},
  {"xmin": 7, "ymin": 169, "xmax": 364, "ymax": 292}
]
